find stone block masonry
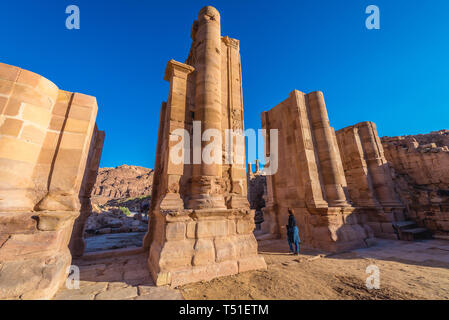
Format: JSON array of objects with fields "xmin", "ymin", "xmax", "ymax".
[
  {"xmin": 0, "ymin": 62, "xmax": 104, "ymax": 299},
  {"xmin": 145, "ymin": 6, "xmax": 266, "ymax": 287},
  {"xmin": 261, "ymin": 90, "xmax": 408, "ymax": 252},
  {"xmin": 382, "ymin": 132, "xmax": 449, "ymax": 237}
]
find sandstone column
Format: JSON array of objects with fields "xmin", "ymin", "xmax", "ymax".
[
  {"xmin": 69, "ymin": 126, "xmax": 105, "ymax": 257},
  {"xmin": 336, "ymin": 125, "xmax": 380, "ymax": 207},
  {"xmin": 147, "ymin": 7, "xmax": 266, "ymax": 287},
  {"xmin": 0, "ymin": 62, "xmax": 104, "ymax": 299},
  {"xmin": 188, "ymin": 6, "xmax": 226, "ymax": 209},
  {"xmin": 358, "ymin": 121, "xmax": 402, "ymax": 207},
  {"xmin": 307, "ymin": 91, "xmax": 350, "ymax": 207},
  {"xmin": 160, "ymin": 60, "xmax": 195, "ymax": 210}
]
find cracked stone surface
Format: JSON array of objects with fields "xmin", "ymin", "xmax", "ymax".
[{"xmin": 53, "ymin": 252, "xmax": 183, "ymax": 300}]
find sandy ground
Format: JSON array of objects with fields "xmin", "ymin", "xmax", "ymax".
[{"xmin": 180, "ymin": 238, "xmax": 449, "ymax": 300}]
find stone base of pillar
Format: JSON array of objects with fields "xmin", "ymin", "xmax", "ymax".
[
  {"xmin": 271, "ymin": 207, "xmax": 374, "ymax": 253},
  {"xmin": 365, "ymin": 206, "xmax": 407, "ymax": 239},
  {"xmin": 261, "ymin": 205, "xmax": 280, "ymax": 236},
  {"xmin": 307, "ymin": 207, "xmax": 373, "ymax": 252},
  {"xmin": 0, "ymin": 211, "xmax": 78, "ymax": 299},
  {"xmin": 147, "ymin": 208, "xmax": 267, "ymax": 287},
  {"xmin": 227, "ymin": 195, "xmax": 250, "ymax": 209},
  {"xmin": 187, "ymin": 194, "xmax": 227, "ymax": 210}
]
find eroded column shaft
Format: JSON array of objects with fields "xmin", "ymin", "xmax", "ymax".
[{"xmin": 307, "ymin": 91, "xmax": 349, "ymax": 207}]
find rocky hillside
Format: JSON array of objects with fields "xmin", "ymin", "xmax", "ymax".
[{"xmin": 91, "ymin": 165, "xmax": 154, "ymax": 206}]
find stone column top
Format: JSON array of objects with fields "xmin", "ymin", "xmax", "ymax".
[
  {"xmin": 198, "ymin": 6, "xmax": 220, "ymax": 21},
  {"xmin": 222, "ymin": 36, "xmax": 239, "ymax": 49},
  {"xmin": 163, "ymin": 60, "xmax": 195, "ymax": 81}
]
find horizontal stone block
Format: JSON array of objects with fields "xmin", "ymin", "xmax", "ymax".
[
  {"xmin": 196, "ymin": 219, "xmax": 228, "ymax": 238},
  {"xmin": 158, "ymin": 239, "xmax": 194, "ymax": 270},
  {"xmin": 0, "ymin": 63, "xmax": 20, "ymax": 81},
  {"xmin": 0, "ymin": 229, "xmax": 65, "ymax": 261},
  {"xmin": 0, "ymin": 118, "xmax": 23, "ymax": 137},
  {"xmin": 4, "ymin": 99, "xmax": 22, "ymax": 116},
  {"xmin": 237, "ymin": 218, "xmax": 254, "ymax": 234},
  {"xmin": 165, "ymin": 222, "xmax": 186, "ymax": 241},
  {"xmin": 64, "ymin": 118, "xmax": 90, "ymax": 133},
  {"xmin": 13, "ymin": 85, "xmax": 53, "ymax": 110},
  {"xmin": 72, "ymin": 92, "xmax": 97, "ymax": 108},
  {"xmin": 22, "ymin": 103, "xmax": 52, "ymax": 128},
  {"xmin": 0, "ymin": 212, "xmax": 37, "ymax": 234},
  {"xmin": 59, "ymin": 132, "xmax": 87, "ymax": 150},
  {"xmin": 20, "ymin": 125, "xmax": 46, "ymax": 144},
  {"xmin": 0, "ymin": 79, "xmax": 14, "ymax": 96},
  {"xmin": 0, "ymin": 136, "xmax": 41, "ymax": 163},
  {"xmin": 214, "ymin": 237, "xmax": 237, "ymax": 262},
  {"xmin": 16, "ymin": 69, "xmax": 40, "ymax": 88}
]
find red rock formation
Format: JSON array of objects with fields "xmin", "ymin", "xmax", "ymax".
[
  {"xmin": 382, "ymin": 130, "xmax": 449, "ymax": 237},
  {"xmin": 91, "ymin": 165, "xmax": 153, "ymax": 206}
]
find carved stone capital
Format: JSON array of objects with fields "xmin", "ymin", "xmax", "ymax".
[{"xmin": 164, "ymin": 59, "xmax": 195, "ymax": 81}]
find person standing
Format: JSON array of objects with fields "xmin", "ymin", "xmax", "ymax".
[{"xmin": 286, "ymin": 208, "xmax": 301, "ymax": 255}]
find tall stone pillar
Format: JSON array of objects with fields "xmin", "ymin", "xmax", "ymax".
[
  {"xmin": 307, "ymin": 91, "xmax": 350, "ymax": 207},
  {"xmin": 147, "ymin": 6, "xmax": 266, "ymax": 288},
  {"xmin": 189, "ymin": 6, "xmax": 225, "ymax": 209},
  {"xmin": 260, "ymin": 90, "xmax": 373, "ymax": 252},
  {"xmin": 357, "ymin": 122, "xmax": 402, "ymax": 207},
  {"xmin": 69, "ymin": 126, "xmax": 105, "ymax": 257},
  {"xmin": 336, "ymin": 125, "xmax": 380, "ymax": 207}
]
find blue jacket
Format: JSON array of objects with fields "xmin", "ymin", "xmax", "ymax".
[
  {"xmin": 287, "ymin": 225, "xmax": 301, "ymax": 243},
  {"xmin": 292, "ymin": 226, "xmax": 301, "ymax": 243}
]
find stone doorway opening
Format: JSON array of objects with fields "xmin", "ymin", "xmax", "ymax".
[{"xmin": 70, "ymin": 165, "xmax": 154, "ymax": 258}]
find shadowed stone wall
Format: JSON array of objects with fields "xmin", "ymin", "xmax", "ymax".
[
  {"xmin": 382, "ymin": 133, "xmax": 449, "ymax": 237},
  {"xmin": 261, "ymin": 90, "xmax": 373, "ymax": 252}
]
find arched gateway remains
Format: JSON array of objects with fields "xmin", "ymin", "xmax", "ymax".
[{"xmin": 0, "ymin": 6, "xmax": 266, "ymax": 299}]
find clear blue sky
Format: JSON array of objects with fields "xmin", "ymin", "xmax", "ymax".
[{"xmin": 1, "ymin": 0, "xmax": 448, "ymax": 168}]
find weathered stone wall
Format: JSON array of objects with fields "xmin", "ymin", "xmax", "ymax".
[
  {"xmin": 0, "ymin": 62, "xmax": 104, "ymax": 299},
  {"xmin": 145, "ymin": 7, "xmax": 265, "ymax": 287},
  {"xmin": 247, "ymin": 161, "xmax": 266, "ymax": 228},
  {"xmin": 336, "ymin": 122, "xmax": 406, "ymax": 239},
  {"xmin": 261, "ymin": 90, "xmax": 374, "ymax": 252},
  {"xmin": 247, "ymin": 162, "xmax": 266, "ymax": 209},
  {"xmin": 382, "ymin": 132, "xmax": 449, "ymax": 236}
]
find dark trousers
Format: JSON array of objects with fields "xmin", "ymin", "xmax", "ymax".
[{"xmin": 288, "ymin": 239, "xmax": 300, "ymax": 254}]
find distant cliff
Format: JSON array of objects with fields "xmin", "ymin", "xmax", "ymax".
[{"xmin": 91, "ymin": 165, "xmax": 154, "ymax": 206}]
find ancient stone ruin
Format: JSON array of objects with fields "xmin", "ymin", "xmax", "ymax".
[
  {"xmin": 247, "ymin": 160, "xmax": 266, "ymax": 229},
  {"xmin": 144, "ymin": 6, "xmax": 266, "ymax": 287},
  {"xmin": 260, "ymin": 90, "xmax": 408, "ymax": 252},
  {"xmin": 382, "ymin": 131, "xmax": 449, "ymax": 238},
  {"xmin": 1, "ymin": 5, "xmax": 448, "ymax": 300},
  {"xmin": 0, "ymin": 62, "xmax": 104, "ymax": 299}
]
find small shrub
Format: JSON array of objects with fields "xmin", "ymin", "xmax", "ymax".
[{"xmin": 119, "ymin": 206, "xmax": 131, "ymax": 216}]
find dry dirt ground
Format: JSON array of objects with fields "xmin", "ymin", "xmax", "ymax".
[
  {"xmin": 54, "ymin": 238, "xmax": 449, "ymax": 300},
  {"xmin": 180, "ymin": 238, "xmax": 449, "ymax": 300}
]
